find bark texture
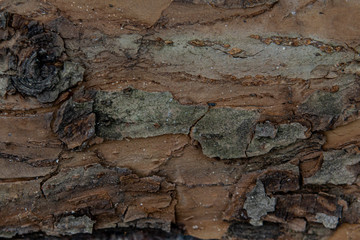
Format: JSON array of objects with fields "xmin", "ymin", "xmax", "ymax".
[{"xmin": 0, "ymin": 0, "xmax": 360, "ymax": 239}]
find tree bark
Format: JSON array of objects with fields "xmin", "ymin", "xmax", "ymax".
[{"xmin": 0, "ymin": 0, "xmax": 360, "ymax": 239}]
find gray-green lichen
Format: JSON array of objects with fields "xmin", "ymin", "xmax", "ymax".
[
  {"xmin": 94, "ymin": 88, "xmax": 208, "ymax": 140},
  {"xmin": 298, "ymin": 74, "xmax": 358, "ymax": 130},
  {"xmin": 304, "ymin": 150, "xmax": 360, "ymax": 185},
  {"xmin": 299, "ymin": 91, "xmax": 343, "ymax": 117},
  {"xmin": 243, "ymin": 180, "xmax": 276, "ymax": 226},
  {"xmin": 53, "ymin": 215, "xmax": 95, "ymax": 235},
  {"xmin": 315, "ymin": 213, "xmax": 338, "ymax": 229},
  {"xmin": 0, "ymin": 76, "xmax": 8, "ymax": 97},
  {"xmin": 59, "ymin": 61, "xmax": 85, "ymax": 88},
  {"xmin": 192, "ymin": 108, "xmax": 259, "ymax": 159},
  {"xmin": 246, "ymin": 122, "xmax": 308, "ymax": 157}
]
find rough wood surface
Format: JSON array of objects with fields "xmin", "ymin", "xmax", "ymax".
[{"xmin": 0, "ymin": 0, "xmax": 360, "ymax": 239}]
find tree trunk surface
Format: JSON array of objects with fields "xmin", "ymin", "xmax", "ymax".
[{"xmin": 0, "ymin": 0, "xmax": 360, "ymax": 239}]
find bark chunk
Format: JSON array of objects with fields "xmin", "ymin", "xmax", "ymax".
[
  {"xmin": 94, "ymin": 88, "xmax": 208, "ymax": 140},
  {"xmin": 243, "ymin": 180, "xmax": 276, "ymax": 226},
  {"xmin": 304, "ymin": 150, "xmax": 360, "ymax": 185},
  {"xmin": 48, "ymin": 215, "xmax": 95, "ymax": 236},
  {"xmin": 193, "ymin": 108, "xmax": 259, "ymax": 159},
  {"xmin": 53, "ymin": 98, "xmax": 95, "ymax": 149},
  {"xmin": 247, "ymin": 122, "xmax": 308, "ymax": 157}
]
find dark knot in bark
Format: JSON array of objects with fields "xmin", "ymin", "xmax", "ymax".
[
  {"xmin": 12, "ymin": 50, "xmax": 59, "ymax": 97},
  {"xmin": 1, "ymin": 12, "xmax": 84, "ymax": 103}
]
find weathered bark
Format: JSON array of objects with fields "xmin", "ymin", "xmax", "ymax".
[{"xmin": 0, "ymin": 0, "xmax": 360, "ymax": 239}]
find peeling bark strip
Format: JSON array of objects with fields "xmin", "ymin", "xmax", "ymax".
[
  {"xmin": 246, "ymin": 122, "xmax": 308, "ymax": 157},
  {"xmin": 174, "ymin": 0, "xmax": 278, "ymax": 9},
  {"xmin": 0, "ymin": 164, "xmax": 176, "ymax": 237},
  {"xmin": 250, "ymin": 35, "xmax": 344, "ymax": 53},
  {"xmin": 1, "ymin": 0, "xmax": 360, "ymax": 239}
]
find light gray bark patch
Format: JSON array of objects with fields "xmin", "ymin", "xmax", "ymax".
[
  {"xmin": 344, "ymin": 62, "xmax": 360, "ymax": 75},
  {"xmin": 80, "ymin": 34, "xmax": 142, "ymax": 59},
  {"xmin": 0, "ymin": 230, "xmax": 16, "ymax": 239},
  {"xmin": 315, "ymin": 213, "xmax": 338, "ymax": 229},
  {"xmin": 304, "ymin": 150, "xmax": 360, "ymax": 185},
  {"xmin": 192, "ymin": 108, "xmax": 259, "ymax": 159},
  {"xmin": 310, "ymin": 65, "xmax": 330, "ymax": 78},
  {"xmin": 94, "ymin": 88, "xmax": 208, "ymax": 140},
  {"xmin": 243, "ymin": 180, "xmax": 276, "ymax": 226},
  {"xmin": 53, "ymin": 215, "xmax": 95, "ymax": 235},
  {"xmin": 0, "ymin": 76, "xmax": 8, "ymax": 97},
  {"xmin": 246, "ymin": 122, "xmax": 308, "ymax": 157},
  {"xmin": 253, "ymin": 121, "xmax": 277, "ymax": 138},
  {"xmin": 148, "ymin": 33, "xmax": 353, "ymax": 81}
]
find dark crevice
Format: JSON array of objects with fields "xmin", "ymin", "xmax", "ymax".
[
  {"xmin": 161, "ymin": 1, "xmax": 279, "ymax": 28},
  {"xmin": 39, "ymin": 160, "xmax": 61, "ymax": 199},
  {"xmin": 187, "ymin": 106, "xmax": 210, "ymax": 142}
]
